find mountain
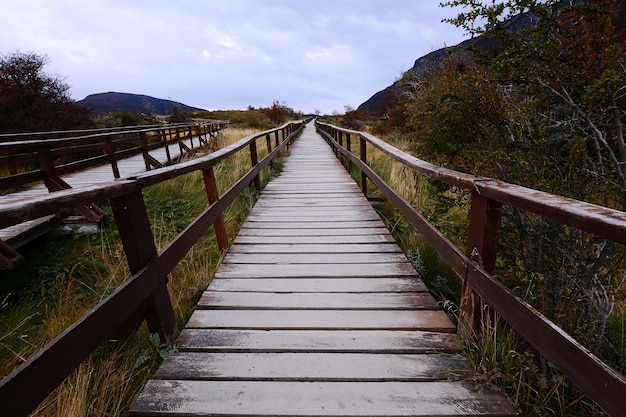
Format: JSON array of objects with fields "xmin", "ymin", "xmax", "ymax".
[
  {"xmin": 77, "ymin": 92, "xmax": 206, "ymax": 115},
  {"xmin": 358, "ymin": 13, "xmax": 537, "ymax": 114}
]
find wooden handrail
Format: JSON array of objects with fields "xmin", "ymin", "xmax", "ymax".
[
  {"xmin": 0, "ymin": 120, "xmax": 307, "ymax": 417},
  {"xmin": 316, "ymin": 119, "xmax": 626, "ymax": 417},
  {"xmin": 0, "ymin": 121, "xmax": 229, "ymax": 191}
]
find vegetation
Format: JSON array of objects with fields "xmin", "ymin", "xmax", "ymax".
[
  {"xmin": 324, "ymin": 1, "xmax": 626, "ymax": 415},
  {"xmin": 0, "ymin": 51, "xmax": 93, "ymax": 133},
  {"xmin": 193, "ymin": 101, "xmax": 302, "ymax": 129},
  {"xmin": 323, "ymin": 1, "xmax": 626, "ymax": 414},
  {"xmin": 0, "ymin": 126, "xmax": 288, "ymax": 416}
]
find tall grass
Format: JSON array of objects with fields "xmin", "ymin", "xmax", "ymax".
[
  {"xmin": 350, "ymin": 131, "xmax": 464, "ymax": 303},
  {"xmin": 0, "ymin": 126, "xmax": 288, "ymax": 416}
]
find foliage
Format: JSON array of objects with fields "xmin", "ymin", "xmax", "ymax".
[
  {"xmin": 354, "ymin": 1, "xmax": 626, "ymax": 414},
  {"xmin": 194, "ymin": 101, "xmax": 302, "ymax": 129},
  {"xmin": 442, "ymin": 0, "xmax": 626, "ymax": 208},
  {"xmin": 264, "ymin": 99, "xmax": 299, "ymax": 124},
  {"xmin": 94, "ymin": 111, "xmax": 146, "ymax": 127},
  {"xmin": 167, "ymin": 103, "xmax": 190, "ymax": 123},
  {"xmin": 0, "ymin": 51, "xmax": 92, "ymax": 133}
]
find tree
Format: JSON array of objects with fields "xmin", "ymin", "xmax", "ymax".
[
  {"xmin": 167, "ymin": 102, "xmax": 190, "ymax": 123},
  {"xmin": 442, "ymin": 0, "xmax": 626, "ymax": 209},
  {"xmin": 433, "ymin": 3, "xmax": 626, "ymax": 412},
  {"xmin": 0, "ymin": 51, "xmax": 92, "ymax": 133},
  {"xmin": 264, "ymin": 100, "xmax": 300, "ymax": 124}
]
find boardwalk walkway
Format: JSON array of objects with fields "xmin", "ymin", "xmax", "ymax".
[
  {"xmin": 130, "ymin": 124, "xmax": 515, "ymax": 416},
  {"xmin": 0, "ymin": 134, "xmax": 205, "ymax": 247}
]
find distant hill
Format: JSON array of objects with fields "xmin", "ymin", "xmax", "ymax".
[
  {"xmin": 77, "ymin": 92, "xmax": 206, "ymax": 115},
  {"xmin": 358, "ymin": 13, "xmax": 537, "ymax": 114}
]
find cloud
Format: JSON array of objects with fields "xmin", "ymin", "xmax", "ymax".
[{"xmin": 0, "ymin": 0, "xmax": 468, "ymax": 114}]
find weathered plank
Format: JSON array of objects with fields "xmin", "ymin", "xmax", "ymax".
[
  {"xmin": 221, "ymin": 252, "xmax": 412, "ymax": 264},
  {"xmin": 154, "ymin": 352, "xmax": 470, "ymax": 381},
  {"xmin": 241, "ymin": 220, "xmax": 386, "ymax": 229},
  {"xmin": 236, "ymin": 227, "xmax": 391, "ymax": 237},
  {"xmin": 197, "ymin": 291, "xmax": 438, "ymax": 310},
  {"xmin": 186, "ymin": 309, "xmax": 456, "ymax": 332},
  {"xmin": 233, "ymin": 234, "xmax": 396, "ymax": 244},
  {"xmin": 228, "ymin": 243, "xmax": 402, "ymax": 254},
  {"xmin": 176, "ymin": 329, "xmax": 464, "ymax": 353},
  {"xmin": 214, "ymin": 262, "xmax": 419, "ymax": 278},
  {"xmin": 208, "ymin": 278, "xmax": 428, "ymax": 293},
  {"xmin": 131, "ymin": 380, "xmax": 514, "ymax": 416},
  {"xmin": 246, "ymin": 212, "xmax": 382, "ymax": 221}
]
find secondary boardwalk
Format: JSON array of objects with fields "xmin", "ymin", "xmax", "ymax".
[
  {"xmin": 0, "ymin": 135, "xmax": 205, "ymax": 247},
  {"xmin": 130, "ymin": 124, "xmax": 515, "ymax": 416}
]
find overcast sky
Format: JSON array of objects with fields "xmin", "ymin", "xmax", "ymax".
[{"xmin": 1, "ymin": 0, "xmax": 468, "ymax": 115}]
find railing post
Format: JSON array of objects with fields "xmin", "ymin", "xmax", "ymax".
[
  {"xmin": 161, "ymin": 129, "xmax": 172, "ymax": 164},
  {"xmin": 38, "ymin": 145, "xmax": 57, "ymax": 191},
  {"xmin": 110, "ymin": 190, "xmax": 178, "ymax": 342},
  {"xmin": 203, "ymin": 167, "xmax": 229, "ymax": 253},
  {"xmin": 274, "ymin": 130, "xmax": 279, "ymax": 147},
  {"xmin": 460, "ymin": 191, "xmax": 502, "ymax": 339},
  {"xmin": 250, "ymin": 139, "xmax": 262, "ymax": 192},
  {"xmin": 337, "ymin": 131, "xmax": 344, "ymax": 165},
  {"xmin": 139, "ymin": 132, "xmax": 151, "ymax": 171},
  {"xmin": 265, "ymin": 133, "xmax": 272, "ymax": 153},
  {"xmin": 359, "ymin": 136, "xmax": 367, "ymax": 195},
  {"xmin": 103, "ymin": 136, "xmax": 120, "ymax": 178},
  {"xmin": 346, "ymin": 133, "xmax": 353, "ymax": 173}
]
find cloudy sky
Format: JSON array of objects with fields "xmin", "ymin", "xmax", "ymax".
[{"xmin": 1, "ymin": 0, "xmax": 468, "ymax": 115}]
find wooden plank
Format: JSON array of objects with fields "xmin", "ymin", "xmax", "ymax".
[
  {"xmin": 176, "ymin": 329, "xmax": 463, "ymax": 353},
  {"xmin": 233, "ymin": 235, "xmax": 396, "ymax": 244},
  {"xmin": 153, "ymin": 352, "xmax": 470, "ymax": 381},
  {"xmin": 264, "ymin": 183, "xmax": 360, "ymax": 190},
  {"xmin": 246, "ymin": 215, "xmax": 382, "ymax": 223},
  {"xmin": 228, "ymin": 243, "xmax": 402, "ymax": 253},
  {"xmin": 186, "ymin": 309, "xmax": 456, "ymax": 332},
  {"xmin": 197, "ymin": 291, "xmax": 438, "ymax": 310},
  {"xmin": 253, "ymin": 200, "xmax": 373, "ymax": 208},
  {"xmin": 208, "ymin": 278, "xmax": 427, "ymax": 293},
  {"xmin": 236, "ymin": 227, "xmax": 391, "ymax": 237},
  {"xmin": 240, "ymin": 220, "xmax": 386, "ymax": 229},
  {"xmin": 130, "ymin": 380, "xmax": 515, "ymax": 416},
  {"xmin": 246, "ymin": 212, "xmax": 382, "ymax": 221},
  {"xmin": 221, "ymin": 252, "xmax": 411, "ymax": 264},
  {"xmin": 214, "ymin": 262, "xmax": 419, "ymax": 278}
]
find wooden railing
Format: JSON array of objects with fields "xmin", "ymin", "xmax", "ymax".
[
  {"xmin": 316, "ymin": 120, "xmax": 626, "ymax": 416},
  {"xmin": 0, "ymin": 121, "xmax": 229, "ymax": 192},
  {"xmin": 0, "ymin": 120, "xmax": 306, "ymax": 417}
]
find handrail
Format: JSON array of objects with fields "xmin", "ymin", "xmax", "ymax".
[
  {"xmin": 316, "ymin": 119, "xmax": 626, "ymax": 417},
  {"xmin": 0, "ymin": 119, "xmax": 307, "ymax": 417},
  {"xmin": 0, "ymin": 121, "xmax": 229, "ymax": 191}
]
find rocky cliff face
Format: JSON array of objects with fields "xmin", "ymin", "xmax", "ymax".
[{"xmin": 357, "ymin": 13, "xmax": 537, "ymax": 114}]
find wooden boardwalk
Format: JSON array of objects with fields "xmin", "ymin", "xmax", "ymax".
[
  {"xmin": 130, "ymin": 124, "xmax": 515, "ymax": 416},
  {"xmin": 0, "ymin": 135, "xmax": 204, "ymax": 247}
]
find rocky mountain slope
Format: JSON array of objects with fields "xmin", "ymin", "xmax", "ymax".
[{"xmin": 357, "ymin": 13, "xmax": 536, "ymax": 114}]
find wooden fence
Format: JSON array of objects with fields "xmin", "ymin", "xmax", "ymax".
[
  {"xmin": 0, "ymin": 121, "xmax": 229, "ymax": 192},
  {"xmin": 316, "ymin": 120, "xmax": 626, "ymax": 416},
  {"xmin": 0, "ymin": 120, "xmax": 306, "ymax": 417}
]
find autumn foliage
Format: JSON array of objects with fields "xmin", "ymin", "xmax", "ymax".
[{"xmin": 0, "ymin": 51, "xmax": 92, "ymax": 133}]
